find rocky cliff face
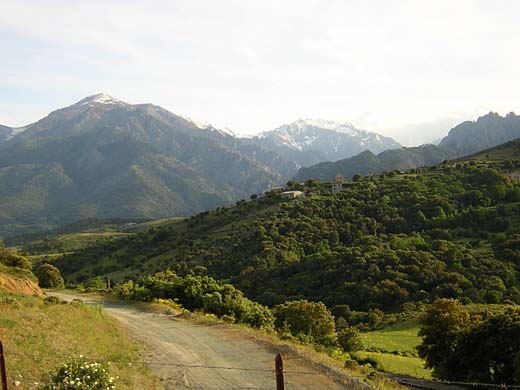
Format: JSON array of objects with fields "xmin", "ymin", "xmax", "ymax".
[{"xmin": 439, "ymin": 112, "xmax": 520, "ymax": 157}]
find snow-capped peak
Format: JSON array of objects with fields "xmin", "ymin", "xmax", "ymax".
[
  {"xmin": 256, "ymin": 118, "xmax": 401, "ymax": 155},
  {"xmin": 77, "ymin": 93, "xmax": 126, "ymax": 106},
  {"xmin": 292, "ymin": 118, "xmax": 362, "ymax": 136},
  {"xmin": 178, "ymin": 114, "xmax": 237, "ymax": 137}
]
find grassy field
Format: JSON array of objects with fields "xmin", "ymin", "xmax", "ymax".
[
  {"xmin": 0, "ymin": 291, "xmax": 159, "ymax": 389},
  {"xmin": 353, "ymin": 351, "xmax": 431, "ymax": 379},
  {"xmin": 361, "ymin": 319, "xmax": 422, "ymax": 353},
  {"xmin": 359, "ymin": 319, "xmax": 432, "ymax": 379}
]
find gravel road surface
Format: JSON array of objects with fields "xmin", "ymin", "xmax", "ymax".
[{"xmin": 48, "ymin": 291, "xmax": 346, "ymax": 390}]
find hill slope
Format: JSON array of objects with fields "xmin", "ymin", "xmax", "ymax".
[
  {"xmin": 456, "ymin": 138, "xmax": 520, "ymax": 162},
  {"xmin": 0, "ymin": 94, "xmax": 297, "ymax": 236},
  {"xmin": 0, "ymin": 243, "xmax": 41, "ymax": 295},
  {"xmin": 55, "ymin": 146, "xmax": 520, "ymax": 312},
  {"xmin": 294, "ymin": 145, "xmax": 454, "ymax": 181}
]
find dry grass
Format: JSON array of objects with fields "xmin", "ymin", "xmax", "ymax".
[{"xmin": 0, "ymin": 292, "xmax": 160, "ymax": 389}]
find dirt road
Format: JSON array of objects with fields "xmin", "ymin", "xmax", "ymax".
[{"xmin": 48, "ymin": 291, "xmax": 347, "ymax": 389}]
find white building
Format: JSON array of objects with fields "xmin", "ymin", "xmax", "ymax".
[{"xmin": 281, "ymin": 190, "xmax": 305, "ymax": 199}]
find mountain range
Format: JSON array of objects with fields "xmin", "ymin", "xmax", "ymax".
[
  {"xmin": 246, "ymin": 119, "xmax": 401, "ymax": 167},
  {"xmin": 294, "ymin": 112, "xmax": 520, "ymax": 181},
  {"xmin": 1, "ymin": 94, "xmax": 519, "ymax": 237},
  {"xmin": 0, "ymin": 94, "xmax": 400, "ymax": 236}
]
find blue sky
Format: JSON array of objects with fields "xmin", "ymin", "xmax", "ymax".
[{"xmin": 1, "ymin": 0, "xmax": 520, "ymax": 145}]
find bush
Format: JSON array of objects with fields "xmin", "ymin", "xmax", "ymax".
[
  {"xmin": 0, "ymin": 247, "xmax": 32, "ymax": 270},
  {"xmin": 36, "ymin": 264, "xmax": 65, "ymax": 289},
  {"xmin": 351, "ymin": 354, "xmax": 381, "ymax": 370},
  {"xmin": 113, "ymin": 271, "xmax": 274, "ymax": 329},
  {"xmin": 337, "ymin": 326, "xmax": 363, "ymax": 352},
  {"xmin": 274, "ymin": 300, "xmax": 336, "ymax": 347},
  {"xmin": 40, "ymin": 357, "xmax": 116, "ymax": 389}
]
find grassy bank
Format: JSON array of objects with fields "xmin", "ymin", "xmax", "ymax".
[{"xmin": 0, "ymin": 292, "xmax": 159, "ymax": 389}]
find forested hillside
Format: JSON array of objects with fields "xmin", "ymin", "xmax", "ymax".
[
  {"xmin": 0, "ymin": 94, "xmax": 297, "ymax": 237},
  {"xmin": 294, "ymin": 144, "xmax": 454, "ymax": 181},
  {"xmin": 56, "ymin": 147, "xmax": 520, "ymax": 312}
]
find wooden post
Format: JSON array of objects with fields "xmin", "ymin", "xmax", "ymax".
[
  {"xmin": 275, "ymin": 353, "xmax": 284, "ymax": 390},
  {"xmin": 0, "ymin": 339, "xmax": 8, "ymax": 390}
]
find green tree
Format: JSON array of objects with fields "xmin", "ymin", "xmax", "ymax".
[
  {"xmin": 36, "ymin": 263, "xmax": 65, "ymax": 288},
  {"xmin": 352, "ymin": 173, "xmax": 362, "ymax": 182},
  {"xmin": 450, "ymin": 307, "xmax": 520, "ymax": 384},
  {"xmin": 417, "ymin": 299, "xmax": 471, "ymax": 379},
  {"xmin": 274, "ymin": 300, "xmax": 336, "ymax": 347}
]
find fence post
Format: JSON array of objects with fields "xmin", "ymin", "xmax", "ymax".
[
  {"xmin": 0, "ymin": 339, "xmax": 8, "ymax": 390},
  {"xmin": 275, "ymin": 353, "xmax": 284, "ymax": 390}
]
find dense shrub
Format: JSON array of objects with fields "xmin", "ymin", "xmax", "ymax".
[
  {"xmin": 273, "ymin": 300, "xmax": 337, "ymax": 347},
  {"xmin": 337, "ymin": 326, "xmax": 363, "ymax": 352},
  {"xmin": 36, "ymin": 264, "xmax": 65, "ymax": 289},
  {"xmin": 0, "ymin": 243, "xmax": 32, "ymax": 270},
  {"xmin": 113, "ymin": 271, "xmax": 274, "ymax": 329}
]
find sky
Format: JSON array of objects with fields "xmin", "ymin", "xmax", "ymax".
[{"xmin": 1, "ymin": 0, "xmax": 520, "ymax": 145}]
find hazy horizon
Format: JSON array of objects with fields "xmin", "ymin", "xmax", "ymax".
[{"xmin": 2, "ymin": 0, "xmax": 519, "ymax": 146}]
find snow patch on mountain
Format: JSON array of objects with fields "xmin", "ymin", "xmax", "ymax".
[
  {"xmin": 7, "ymin": 125, "xmax": 31, "ymax": 140},
  {"xmin": 258, "ymin": 118, "xmax": 397, "ymax": 151},
  {"xmin": 177, "ymin": 113, "xmax": 236, "ymax": 137},
  {"xmin": 253, "ymin": 118, "xmax": 402, "ymax": 163},
  {"xmin": 292, "ymin": 118, "xmax": 359, "ymax": 136},
  {"xmin": 77, "ymin": 93, "xmax": 126, "ymax": 106}
]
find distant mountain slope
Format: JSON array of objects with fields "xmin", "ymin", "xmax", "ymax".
[
  {"xmin": 294, "ymin": 112, "xmax": 520, "ymax": 181},
  {"xmin": 456, "ymin": 138, "xmax": 520, "ymax": 162},
  {"xmin": 0, "ymin": 124, "xmax": 32, "ymax": 144},
  {"xmin": 0, "ymin": 125, "xmax": 11, "ymax": 143},
  {"xmin": 247, "ymin": 119, "xmax": 401, "ymax": 167},
  {"xmin": 294, "ymin": 144, "xmax": 454, "ymax": 181},
  {"xmin": 0, "ymin": 94, "xmax": 297, "ymax": 236},
  {"xmin": 439, "ymin": 112, "xmax": 520, "ymax": 156}
]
